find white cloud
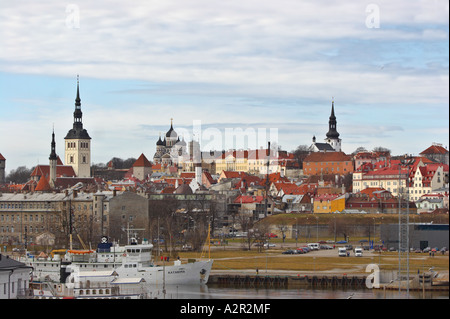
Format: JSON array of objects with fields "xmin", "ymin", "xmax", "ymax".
[{"xmin": 0, "ymin": 0, "xmax": 448, "ymax": 169}]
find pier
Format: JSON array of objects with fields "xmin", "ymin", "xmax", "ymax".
[
  {"xmin": 209, "ymin": 274, "xmax": 368, "ymax": 289},
  {"xmin": 209, "ymin": 272, "xmax": 449, "ymax": 291}
]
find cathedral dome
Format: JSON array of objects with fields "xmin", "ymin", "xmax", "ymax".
[
  {"xmin": 166, "ymin": 119, "xmax": 177, "ymax": 138},
  {"xmin": 156, "ymin": 135, "xmax": 164, "ymax": 146}
]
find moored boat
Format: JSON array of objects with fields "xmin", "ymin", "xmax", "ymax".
[{"xmin": 114, "ymin": 239, "xmax": 213, "ymax": 285}]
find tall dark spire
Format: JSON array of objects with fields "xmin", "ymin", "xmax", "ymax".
[
  {"xmin": 49, "ymin": 128, "xmax": 57, "ymax": 160},
  {"xmin": 65, "ymin": 75, "xmax": 91, "ymax": 140},
  {"xmin": 326, "ymin": 100, "xmax": 340, "ymax": 139},
  {"xmin": 73, "ymin": 75, "xmax": 83, "ymax": 124}
]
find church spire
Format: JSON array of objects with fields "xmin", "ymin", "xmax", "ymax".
[
  {"xmin": 326, "ymin": 99, "xmax": 339, "ymax": 139},
  {"xmin": 75, "ymin": 75, "xmax": 81, "ymax": 108},
  {"xmin": 65, "ymin": 75, "xmax": 91, "ymax": 140},
  {"xmin": 49, "ymin": 127, "xmax": 57, "ymax": 160},
  {"xmin": 73, "ymin": 75, "xmax": 83, "ymax": 125}
]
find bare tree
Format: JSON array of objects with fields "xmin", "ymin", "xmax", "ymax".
[{"xmin": 292, "ymin": 145, "xmax": 310, "ymax": 169}]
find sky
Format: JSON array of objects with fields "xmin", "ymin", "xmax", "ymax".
[{"xmin": 0, "ymin": 0, "xmax": 448, "ymax": 174}]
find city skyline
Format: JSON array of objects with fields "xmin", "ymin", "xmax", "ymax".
[{"xmin": 0, "ymin": 0, "xmax": 448, "ymax": 174}]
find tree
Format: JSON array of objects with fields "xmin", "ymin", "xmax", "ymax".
[
  {"xmin": 6, "ymin": 166, "xmax": 34, "ymax": 184},
  {"xmin": 352, "ymin": 146, "xmax": 368, "ymax": 155},
  {"xmin": 372, "ymin": 146, "xmax": 391, "ymax": 154},
  {"xmin": 292, "ymin": 145, "xmax": 310, "ymax": 169}
]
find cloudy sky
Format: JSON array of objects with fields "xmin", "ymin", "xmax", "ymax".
[{"xmin": 0, "ymin": 0, "xmax": 448, "ymax": 173}]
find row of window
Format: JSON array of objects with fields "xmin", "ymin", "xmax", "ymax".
[
  {"xmin": 1, "ymin": 214, "xmax": 50, "ymax": 222},
  {"xmin": 67, "ymin": 142, "xmax": 89, "ymax": 149},
  {"xmin": 0, "ymin": 203, "xmax": 56, "ymax": 210}
]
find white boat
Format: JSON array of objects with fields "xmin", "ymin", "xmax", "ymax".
[
  {"xmin": 114, "ymin": 240, "xmax": 213, "ymax": 286},
  {"xmin": 19, "ymin": 240, "xmax": 125, "ymax": 283},
  {"xmin": 20, "ymin": 238, "xmax": 213, "ymax": 286}
]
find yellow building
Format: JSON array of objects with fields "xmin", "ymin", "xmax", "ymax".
[
  {"xmin": 215, "ymin": 150, "xmax": 249, "ymax": 175},
  {"xmin": 313, "ymin": 194, "xmax": 345, "ymax": 213}
]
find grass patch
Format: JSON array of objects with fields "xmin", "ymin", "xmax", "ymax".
[{"xmin": 177, "ymin": 250, "xmax": 449, "ymax": 275}]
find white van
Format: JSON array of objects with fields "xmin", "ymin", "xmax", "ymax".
[
  {"xmin": 354, "ymin": 248, "xmax": 363, "ymax": 257},
  {"xmin": 307, "ymin": 243, "xmax": 320, "ymax": 251},
  {"xmin": 338, "ymin": 247, "xmax": 347, "ymax": 257}
]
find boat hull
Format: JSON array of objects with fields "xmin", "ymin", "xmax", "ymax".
[{"xmin": 115, "ymin": 260, "xmax": 213, "ymax": 285}]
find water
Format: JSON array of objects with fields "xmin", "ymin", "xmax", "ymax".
[{"xmin": 143, "ymin": 284, "xmax": 449, "ymax": 300}]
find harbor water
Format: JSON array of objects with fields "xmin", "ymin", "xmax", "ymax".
[{"xmin": 143, "ymin": 284, "xmax": 449, "ymax": 299}]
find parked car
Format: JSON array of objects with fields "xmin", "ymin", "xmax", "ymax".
[
  {"xmin": 338, "ymin": 247, "xmax": 347, "ymax": 257},
  {"xmin": 296, "ymin": 248, "xmax": 305, "ymax": 254},
  {"xmin": 345, "ymin": 244, "xmax": 353, "ymax": 250},
  {"xmin": 320, "ymin": 245, "xmax": 333, "ymax": 250},
  {"xmin": 423, "ymin": 247, "xmax": 431, "ymax": 253},
  {"xmin": 264, "ymin": 243, "xmax": 276, "ymax": 248},
  {"xmin": 301, "ymin": 247, "xmax": 310, "ymax": 253},
  {"xmin": 266, "ymin": 233, "xmax": 278, "ymax": 238},
  {"xmin": 373, "ymin": 245, "xmax": 384, "ymax": 251},
  {"xmin": 282, "ymin": 250, "xmax": 296, "ymax": 254}
]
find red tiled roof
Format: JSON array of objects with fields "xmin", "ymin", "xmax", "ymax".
[
  {"xmin": 0, "ymin": 153, "xmax": 6, "ymax": 161},
  {"xmin": 234, "ymin": 195, "xmax": 265, "ymax": 204},
  {"xmin": 35, "ymin": 176, "xmax": 52, "ymax": 192},
  {"xmin": 31, "ymin": 165, "xmax": 76, "ymax": 179},
  {"xmin": 420, "ymin": 145, "xmax": 448, "ymax": 155},
  {"xmin": 133, "ymin": 154, "xmax": 152, "ymax": 167},
  {"xmin": 180, "ymin": 172, "xmax": 195, "ymax": 179},
  {"xmin": 221, "ymin": 171, "xmax": 247, "ymax": 179},
  {"xmin": 152, "ymin": 164, "xmax": 162, "ymax": 170},
  {"xmin": 203, "ymin": 171, "xmax": 216, "ymax": 185}
]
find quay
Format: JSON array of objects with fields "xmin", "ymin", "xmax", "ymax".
[
  {"xmin": 208, "ymin": 271, "xmax": 449, "ymax": 291},
  {"xmin": 209, "ymin": 273, "xmax": 368, "ymax": 289}
]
